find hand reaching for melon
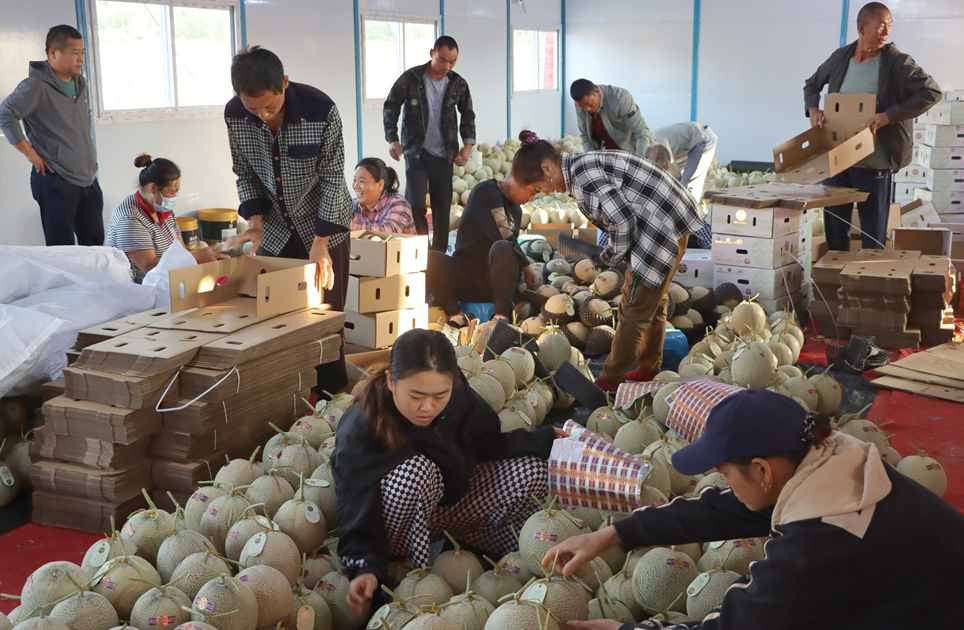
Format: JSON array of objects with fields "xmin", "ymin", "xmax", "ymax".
[
  {"xmin": 346, "ymin": 573, "xmax": 378, "ymax": 616},
  {"xmin": 543, "ymin": 525, "xmax": 621, "ymax": 576}
]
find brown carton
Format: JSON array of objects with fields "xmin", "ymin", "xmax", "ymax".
[
  {"xmin": 344, "ymin": 305, "xmax": 428, "ymax": 349},
  {"xmin": 346, "ymin": 273, "xmax": 426, "ymax": 314},
  {"xmin": 349, "ymin": 231, "xmax": 429, "ymax": 277},
  {"xmin": 773, "ymin": 94, "xmax": 876, "ymax": 184}
]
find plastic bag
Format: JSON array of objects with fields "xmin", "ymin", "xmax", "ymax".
[
  {"xmin": 0, "ymin": 304, "xmax": 64, "ymax": 398},
  {"xmin": 0, "ymin": 245, "xmax": 133, "ymax": 304},
  {"xmin": 5, "ymin": 282, "xmax": 157, "ymax": 396},
  {"xmin": 143, "ymin": 240, "xmax": 197, "ymax": 308}
]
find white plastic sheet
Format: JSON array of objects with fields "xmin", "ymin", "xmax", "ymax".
[
  {"xmin": 0, "ymin": 245, "xmax": 133, "ymax": 304},
  {"xmin": 143, "ymin": 240, "xmax": 197, "ymax": 308},
  {"xmin": 0, "ymin": 304, "xmax": 64, "ymax": 398}
]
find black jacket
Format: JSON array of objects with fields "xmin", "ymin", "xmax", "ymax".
[
  {"xmin": 612, "ymin": 433, "xmax": 964, "ymax": 630},
  {"xmin": 452, "ymin": 179, "xmax": 528, "ymax": 267},
  {"xmin": 803, "ymin": 41, "xmax": 941, "ymax": 172},
  {"xmin": 383, "ymin": 63, "xmax": 476, "ymax": 161},
  {"xmin": 331, "ymin": 376, "xmax": 555, "ymax": 584}
]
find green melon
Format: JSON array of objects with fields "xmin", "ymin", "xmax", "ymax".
[
  {"xmin": 631, "ymin": 548, "xmax": 697, "ymax": 614},
  {"xmin": 685, "ymin": 569, "xmax": 740, "ymax": 621},
  {"xmin": 896, "ymin": 445, "xmax": 947, "ymax": 497}
]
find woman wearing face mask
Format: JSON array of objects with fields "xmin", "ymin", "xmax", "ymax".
[
  {"xmin": 351, "ymin": 157, "xmax": 416, "ymax": 234},
  {"xmin": 332, "ymin": 328, "xmax": 567, "ymax": 617},
  {"xmin": 106, "ymin": 154, "xmax": 223, "ymax": 282}
]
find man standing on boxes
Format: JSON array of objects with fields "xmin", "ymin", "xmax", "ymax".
[
  {"xmin": 804, "ymin": 2, "xmax": 940, "ymax": 251},
  {"xmin": 223, "ymin": 46, "xmax": 353, "ymax": 393},
  {"xmin": 384, "ymin": 36, "xmax": 476, "ymax": 253},
  {"xmin": 570, "ymin": 79, "xmax": 656, "ymax": 156}
]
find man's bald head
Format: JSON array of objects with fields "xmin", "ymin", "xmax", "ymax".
[{"xmin": 857, "ymin": 2, "xmax": 889, "ymax": 25}]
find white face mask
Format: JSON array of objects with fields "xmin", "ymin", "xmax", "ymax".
[{"xmin": 153, "ymin": 186, "xmax": 177, "ymax": 212}]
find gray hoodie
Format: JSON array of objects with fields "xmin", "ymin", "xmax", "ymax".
[{"xmin": 0, "ymin": 61, "xmax": 97, "ymax": 187}]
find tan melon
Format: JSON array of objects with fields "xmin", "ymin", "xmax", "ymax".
[
  {"xmin": 170, "ymin": 552, "xmax": 231, "ymax": 601},
  {"xmin": 631, "ymin": 547, "xmax": 697, "ymax": 614},
  {"xmin": 896, "ymin": 445, "xmax": 947, "ymax": 497},
  {"xmin": 239, "ymin": 530, "xmax": 302, "ymax": 587},
  {"xmin": 480, "ymin": 359, "xmax": 517, "ymax": 398},
  {"xmin": 685, "ymin": 569, "xmax": 740, "ymax": 621},
  {"xmin": 236, "ymin": 565, "xmax": 293, "ymax": 629},
  {"xmin": 129, "ymin": 583, "xmax": 191, "ymax": 630},
  {"xmin": 469, "ymin": 373, "xmax": 506, "ymax": 412}
]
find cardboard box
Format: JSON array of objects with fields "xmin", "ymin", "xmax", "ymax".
[
  {"xmin": 839, "ymin": 307, "xmax": 907, "ymax": 330},
  {"xmin": 32, "ymin": 490, "xmax": 146, "ymax": 534},
  {"xmin": 526, "ymin": 224, "xmax": 576, "ymax": 246},
  {"xmin": 343, "ymin": 305, "xmax": 428, "ymax": 348},
  {"xmin": 894, "ymin": 164, "xmax": 929, "ymax": 184},
  {"xmin": 169, "ymin": 256, "xmax": 321, "ymax": 319},
  {"xmin": 811, "ymin": 234, "xmax": 830, "ymax": 262},
  {"xmin": 346, "ymin": 273, "xmax": 426, "ymax": 314},
  {"xmin": 918, "ymin": 144, "xmax": 964, "ymax": 169},
  {"xmin": 576, "ymin": 227, "xmax": 599, "ymax": 245},
  {"xmin": 913, "ymin": 187, "xmax": 964, "ymax": 214},
  {"xmin": 944, "ymin": 90, "xmax": 964, "ymax": 102},
  {"xmin": 756, "ymin": 291, "xmax": 806, "ymax": 316},
  {"xmin": 349, "ymin": 231, "xmax": 429, "ymax": 278},
  {"xmin": 911, "ymin": 127, "xmax": 927, "ymax": 145},
  {"xmin": 711, "ymin": 204, "xmax": 802, "ymax": 239},
  {"xmin": 672, "ymin": 249, "xmax": 713, "ymax": 288},
  {"xmin": 712, "ymin": 263, "xmax": 804, "ymax": 300},
  {"xmin": 892, "ymin": 228, "xmax": 953, "ymax": 257},
  {"xmin": 924, "ymin": 124, "xmax": 964, "ymax": 148},
  {"xmin": 712, "ymin": 233, "xmax": 801, "ymax": 269},
  {"xmin": 772, "ymin": 94, "xmax": 876, "ymax": 184},
  {"xmin": 71, "ymin": 329, "xmax": 226, "ymax": 377},
  {"xmin": 925, "ymin": 169, "xmax": 964, "ymax": 192},
  {"xmin": 920, "ymin": 101, "xmax": 964, "ymax": 125},
  {"xmin": 901, "ymin": 200, "xmax": 942, "ymax": 227}
]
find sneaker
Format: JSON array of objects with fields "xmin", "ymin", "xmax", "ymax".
[
  {"xmin": 594, "ymin": 377, "xmax": 621, "ymax": 392},
  {"xmin": 625, "ymin": 369, "xmax": 657, "ymax": 382}
]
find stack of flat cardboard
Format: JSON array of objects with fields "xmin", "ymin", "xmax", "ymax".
[
  {"xmin": 344, "ymin": 231, "xmax": 429, "ymax": 350},
  {"xmin": 872, "ymin": 341, "xmax": 964, "ymax": 403},
  {"xmin": 31, "ymin": 256, "xmax": 346, "ymax": 533},
  {"xmin": 811, "ymin": 250, "xmax": 858, "ymax": 337}
]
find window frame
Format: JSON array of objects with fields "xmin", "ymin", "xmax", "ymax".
[
  {"xmin": 360, "ymin": 12, "xmax": 440, "ymax": 109},
  {"xmin": 86, "ymin": 0, "xmax": 242, "ymax": 123},
  {"xmin": 510, "ymin": 25, "xmax": 561, "ymax": 96}
]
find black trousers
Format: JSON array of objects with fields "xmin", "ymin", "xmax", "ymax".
[
  {"xmin": 823, "ymin": 167, "xmax": 892, "ymax": 251},
  {"xmin": 266, "ymin": 233, "xmax": 350, "ymax": 394},
  {"xmin": 30, "ymin": 170, "xmax": 104, "ymax": 246},
  {"xmin": 405, "ymin": 150, "xmax": 453, "ymax": 252},
  {"xmin": 426, "ymin": 241, "xmax": 526, "ymax": 319}
]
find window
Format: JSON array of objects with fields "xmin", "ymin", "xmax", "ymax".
[
  {"xmin": 88, "ymin": 0, "xmax": 241, "ymax": 120},
  {"xmin": 362, "ymin": 15, "xmax": 438, "ymax": 105},
  {"xmin": 512, "ymin": 28, "xmax": 559, "ymax": 93}
]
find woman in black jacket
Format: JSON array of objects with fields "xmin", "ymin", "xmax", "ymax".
[
  {"xmin": 546, "ymin": 388, "xmax": 964, "ymax": 630},
  {"xmin": 331, "ymin": 328, "xmax": 564, "ymax": 615}
]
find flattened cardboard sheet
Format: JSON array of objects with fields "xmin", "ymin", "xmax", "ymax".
[
  {"xmin": 33, "ymin": 426, "xmax": 151, "ymax": 470},
  {"xmin": 703, "ymin": 183, "xmax": 868, "ymax": 209},
  {"xmin": 32, "ymin": 490, "xmax": 146, "ymax": 534},
  {"xmin": 72, "ymin": 329, "xmax": 225, "ymax": 377},
  {"xmin": 30, "ymin": 460, "xmax": 153, "ymax": 504},
  {"xmin": 42, "ymin": 396, "xmax": 161, "ymax": 445},
  {"xmin": 75, "ymin": 308, "xmax": 180, "ymax": 349},
  {"xmin": 62, "ymin": 366, "xmax": 178, "ymax": 409}
]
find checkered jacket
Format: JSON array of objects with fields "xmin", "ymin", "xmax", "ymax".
[
  {"xmin": 563, "ymin": 151, "xmax": 704, "ymax": 290},
  {"xmin": 225, "ymin": 82, "xmax": 353, "ymax": 255},
  {"xmin": 383, "ymin": 63, "xmax": 475, "ymax": 161}
]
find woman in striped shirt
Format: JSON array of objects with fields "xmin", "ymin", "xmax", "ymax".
[
  {"xmin": 351, "ymin": 157, "xmax": 416, "ymax": 234},
  {"xmin": 106, "ymin": 154, "xmax": 222, "ymax": 282}
]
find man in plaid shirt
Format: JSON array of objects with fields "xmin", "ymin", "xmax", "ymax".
[
  {"xmin": 512, "ymin": 132, "xmax": 704, "ymax": 390},
  {"xmin": 224, "ymin": 46, "xmax": 353, "ymax": 392}
]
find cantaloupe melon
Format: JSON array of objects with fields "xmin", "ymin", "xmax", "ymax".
[
  {"xmin": 468, "ymin": 373, "xmax": 506, "ymax": 412},
  {"xmin": 631, "ymin": 547, "xmax": 697, "ymax": 614},
  {"xmin": 286, "ymin": 588, "xmax": 333, "ymax": 630},
  {"xmin": 500, "ymin": 347, "xmax": 535, "ymax": 386},
  {"xmin": 214, "ymin": 449, "xmax": 265, "ymax": 488},
  {"xmin": 430, "ymin": 533, "xmax": 485, "ymax": 594},
  {"xmin": 273, "ymin": 496, "xmax": 327, "ymax": 555},
  {"xmin": 482, "ymin": 597, "xmax": 559, "ymax": 630},
  {"xmin": 522, "ymin": 576, "xmax": 589, "ymax": 625},
  {"xmin": 170, "ymin": 552, "xmax": 231, "ymax": 601},
  {"xmin": 685, "ymin": 569, "xmax": 740, "ymax": 621},
  {"xmin": 239, "ymin": 530, "xmax": 302, "ymax": 587},
  {"xmin": 184, "ymin": 484, "xmax": 230, "ymax": 532},
  {"xmin": 896, "ymin": 444, "xmax": 947, "ymax": 497},
  {"xmin": 129, "ymin": 581, "xmax": 191, "ymax": 630},
  {"xmin": 121, "ymin": 490, "xmax": 174, "ymax": 565},
  {"xmin": 480, "ymin": 359, "xmax": 517, "ymax": 399},
  {"xmin": 518, "ymin": 499, "xmax": 582, "ymax": 575},
  {"xmin": 315, "ymin": 571, "xmax": 368, "ymax": 630},
  {"xmin": 22, "ymin": 562, "xmax": 91, "ymax": 614},
  {"xmin": 395, "ymin": 569, "xmax": 454, "ymax": 607},
  {"xmin": 50, "ymin": 589, "xmax": 119, "ymax": 630},
  {"xmin": 91, "ymin": 555, "xmax": 161, "ymax": 619},
  {"xmin": 440, "ymin": 590, "xmax": 495, "ymax": 630},
  {"xmin": 236, "ymin": 565, "xmax": 293, "ymax": 628},
  {"xmin": 156, "ymin": 528, "xmax": 215, "ymax": 583},
  {"xmin": 190, "ymin": 574, "xmax": 258, "ymax": 630},
  {"xmin": 537, "ymin": 332, "xmax": 571, "ymax": 371}
]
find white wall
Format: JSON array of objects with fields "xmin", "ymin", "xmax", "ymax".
[{"xmin": 3, "ymin": 0, "xmax": 963, "ymax": 247}]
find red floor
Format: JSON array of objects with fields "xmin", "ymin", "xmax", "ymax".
[{"xmin": 2, "ymin": 335, "xmax": 962, "ymax": 611}]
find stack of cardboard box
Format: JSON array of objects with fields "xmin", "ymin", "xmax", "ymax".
[
  {"xmin": 344, "ymin": 231, "xmax": 429, "ymax": 351},
  {"xmin": 31, "ymin": 257, "xmax": 345, "ymax": 532},
  {"xmin": 912, "ymin": 91, "xmax": 964, "ymax": 215},
  {"xmin": 812, "ymin": 247, "xmax": 957, "ymax": 349}
]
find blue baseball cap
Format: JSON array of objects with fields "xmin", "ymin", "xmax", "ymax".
[{"xmin": 671, "ymin": 389, "xmax": 811, "ymax": 475}]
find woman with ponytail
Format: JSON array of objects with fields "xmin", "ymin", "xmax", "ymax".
[
  {"xmin": 351, "ymin": 157, "xmax": 416, "ymax": 234},
  {"xmin": 331, "ymin": 328, "xmax": 566, "ymax": 616},
  {"xmin": 106, "ymin": 154, "xmax": 225, "ymax": 281},
  {"xmin": 511, "ymin": 130, "xmax": 705, "ymax": 391},
  {"xmin": 546, "ymin": 388, "xmax": 964, "ymax": 630}
]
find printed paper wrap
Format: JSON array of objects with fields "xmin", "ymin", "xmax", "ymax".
[
  {"xmin": 664, "ymin": 380, "xmax": 744, "ymax": 443},
  {"xmin": 549, "ymin": 420, "xmax": 652, "ymax": 514}
]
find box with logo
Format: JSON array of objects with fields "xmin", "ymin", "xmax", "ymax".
[
  {"xmin": 712, "ymin": 262, "xmax": 804, "ymax": 300},
  {"xmin": 913, "ymin": 188, "xmax": 964, "ymax": 214},
  {"xmin": 672, "ymin": 249, "xmax": 713, "ymax": 288},
  {"xmin": 901, "ymin": 199, "xmax": 942, "ymax": 227},
  {"xmin": 349, "ymin": 231, "xmax": 429, "ymax": 278},
  {"xmin": 712, "ymin": 233, "xmax": 801, "ymax": 269},
  {"xmin": 343, "ymin": 304, "xmax": 428, "ymax": 349},
  {"xmin": 917, "ymin": 144, "xmax": 964, "ymax": 170},
  {"xmin": 345, "ymin": 273, "xmax": 425, "ymax": 314},
  {"xmin": 925, "ymin": 169, "xmax": 964, "ymax": 192},
  {"xmin": 923, "ymin": 124, "xmax": 964, "ymax": 148},
  {"xmin": 894, "ymin": 164, "xmax": 929, "ymax": 184},
  {"xmin": 920, "ymin": 101, "xmax": 964, "ymax": 125},
  {"xmin": 711, "ymin": 205, "xmax": 802, "ymax": 239}
]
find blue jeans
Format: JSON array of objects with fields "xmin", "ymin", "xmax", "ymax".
[
  {"xmin": 30, "ymin": 170, "xmax": 104, "ymax": 246},
  {"xmin": 823, "ymin": 167, "xmax": 892, "ymax": 251}
]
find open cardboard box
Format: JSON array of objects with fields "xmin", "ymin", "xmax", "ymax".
[
  {"xmin": 901, "ymin": 200, "xmax": 941, "ymax": 227},
  {"xmin": 346, "ymin": 272, "xmax": 426, "ymax": 314},
  {"xmin": 772, "ymin": 94, "xmax": 876, "ymax": 184},
  {"xmin": 892, "ymin": 227, "xmax": 953, "ymax": 257},
  {"xmin": 169, "ymin": 256, "xmax": 320, "ymax": 320},
  {"xmin": 349, "ymin": 230, "xmax": 429, "ymax": 278}
]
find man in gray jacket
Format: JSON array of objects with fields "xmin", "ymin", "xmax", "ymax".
[
  {"xmin": 0, "ymin": 25, "xmax": 103, "ymax": 246},
  {"xmin": 804, "ymin": 2, "xmax": 940, "ymax": 251},
  {"xmin": 571, "ymin": 79, "xmax": 655, "ymax": 156}
]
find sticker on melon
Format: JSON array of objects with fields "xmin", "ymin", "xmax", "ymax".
[
  {"xmin": 0, "ymin": 466, "xmax": 14, "ymax": 487},
  {"xmin": 90, "ymin": 541, "xmax": 111, "ymax": 568}
]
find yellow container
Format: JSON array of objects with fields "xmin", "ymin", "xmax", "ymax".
[
  {"xmin": 198, "ymin": 208, "xmax": 238, "ymax": 243},
  {"xmin": 177, "ymin": 217, "xmax": 201, "ymax": 251}
]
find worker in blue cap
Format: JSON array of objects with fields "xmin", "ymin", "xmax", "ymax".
[{"xmin": 543, "ymin": 388, "xmax": 964, "ymax": 630}]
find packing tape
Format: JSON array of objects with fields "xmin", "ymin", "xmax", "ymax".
[{"xmin": 155, "ymin": 366, "xmax": 241, "ymax": 413}]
